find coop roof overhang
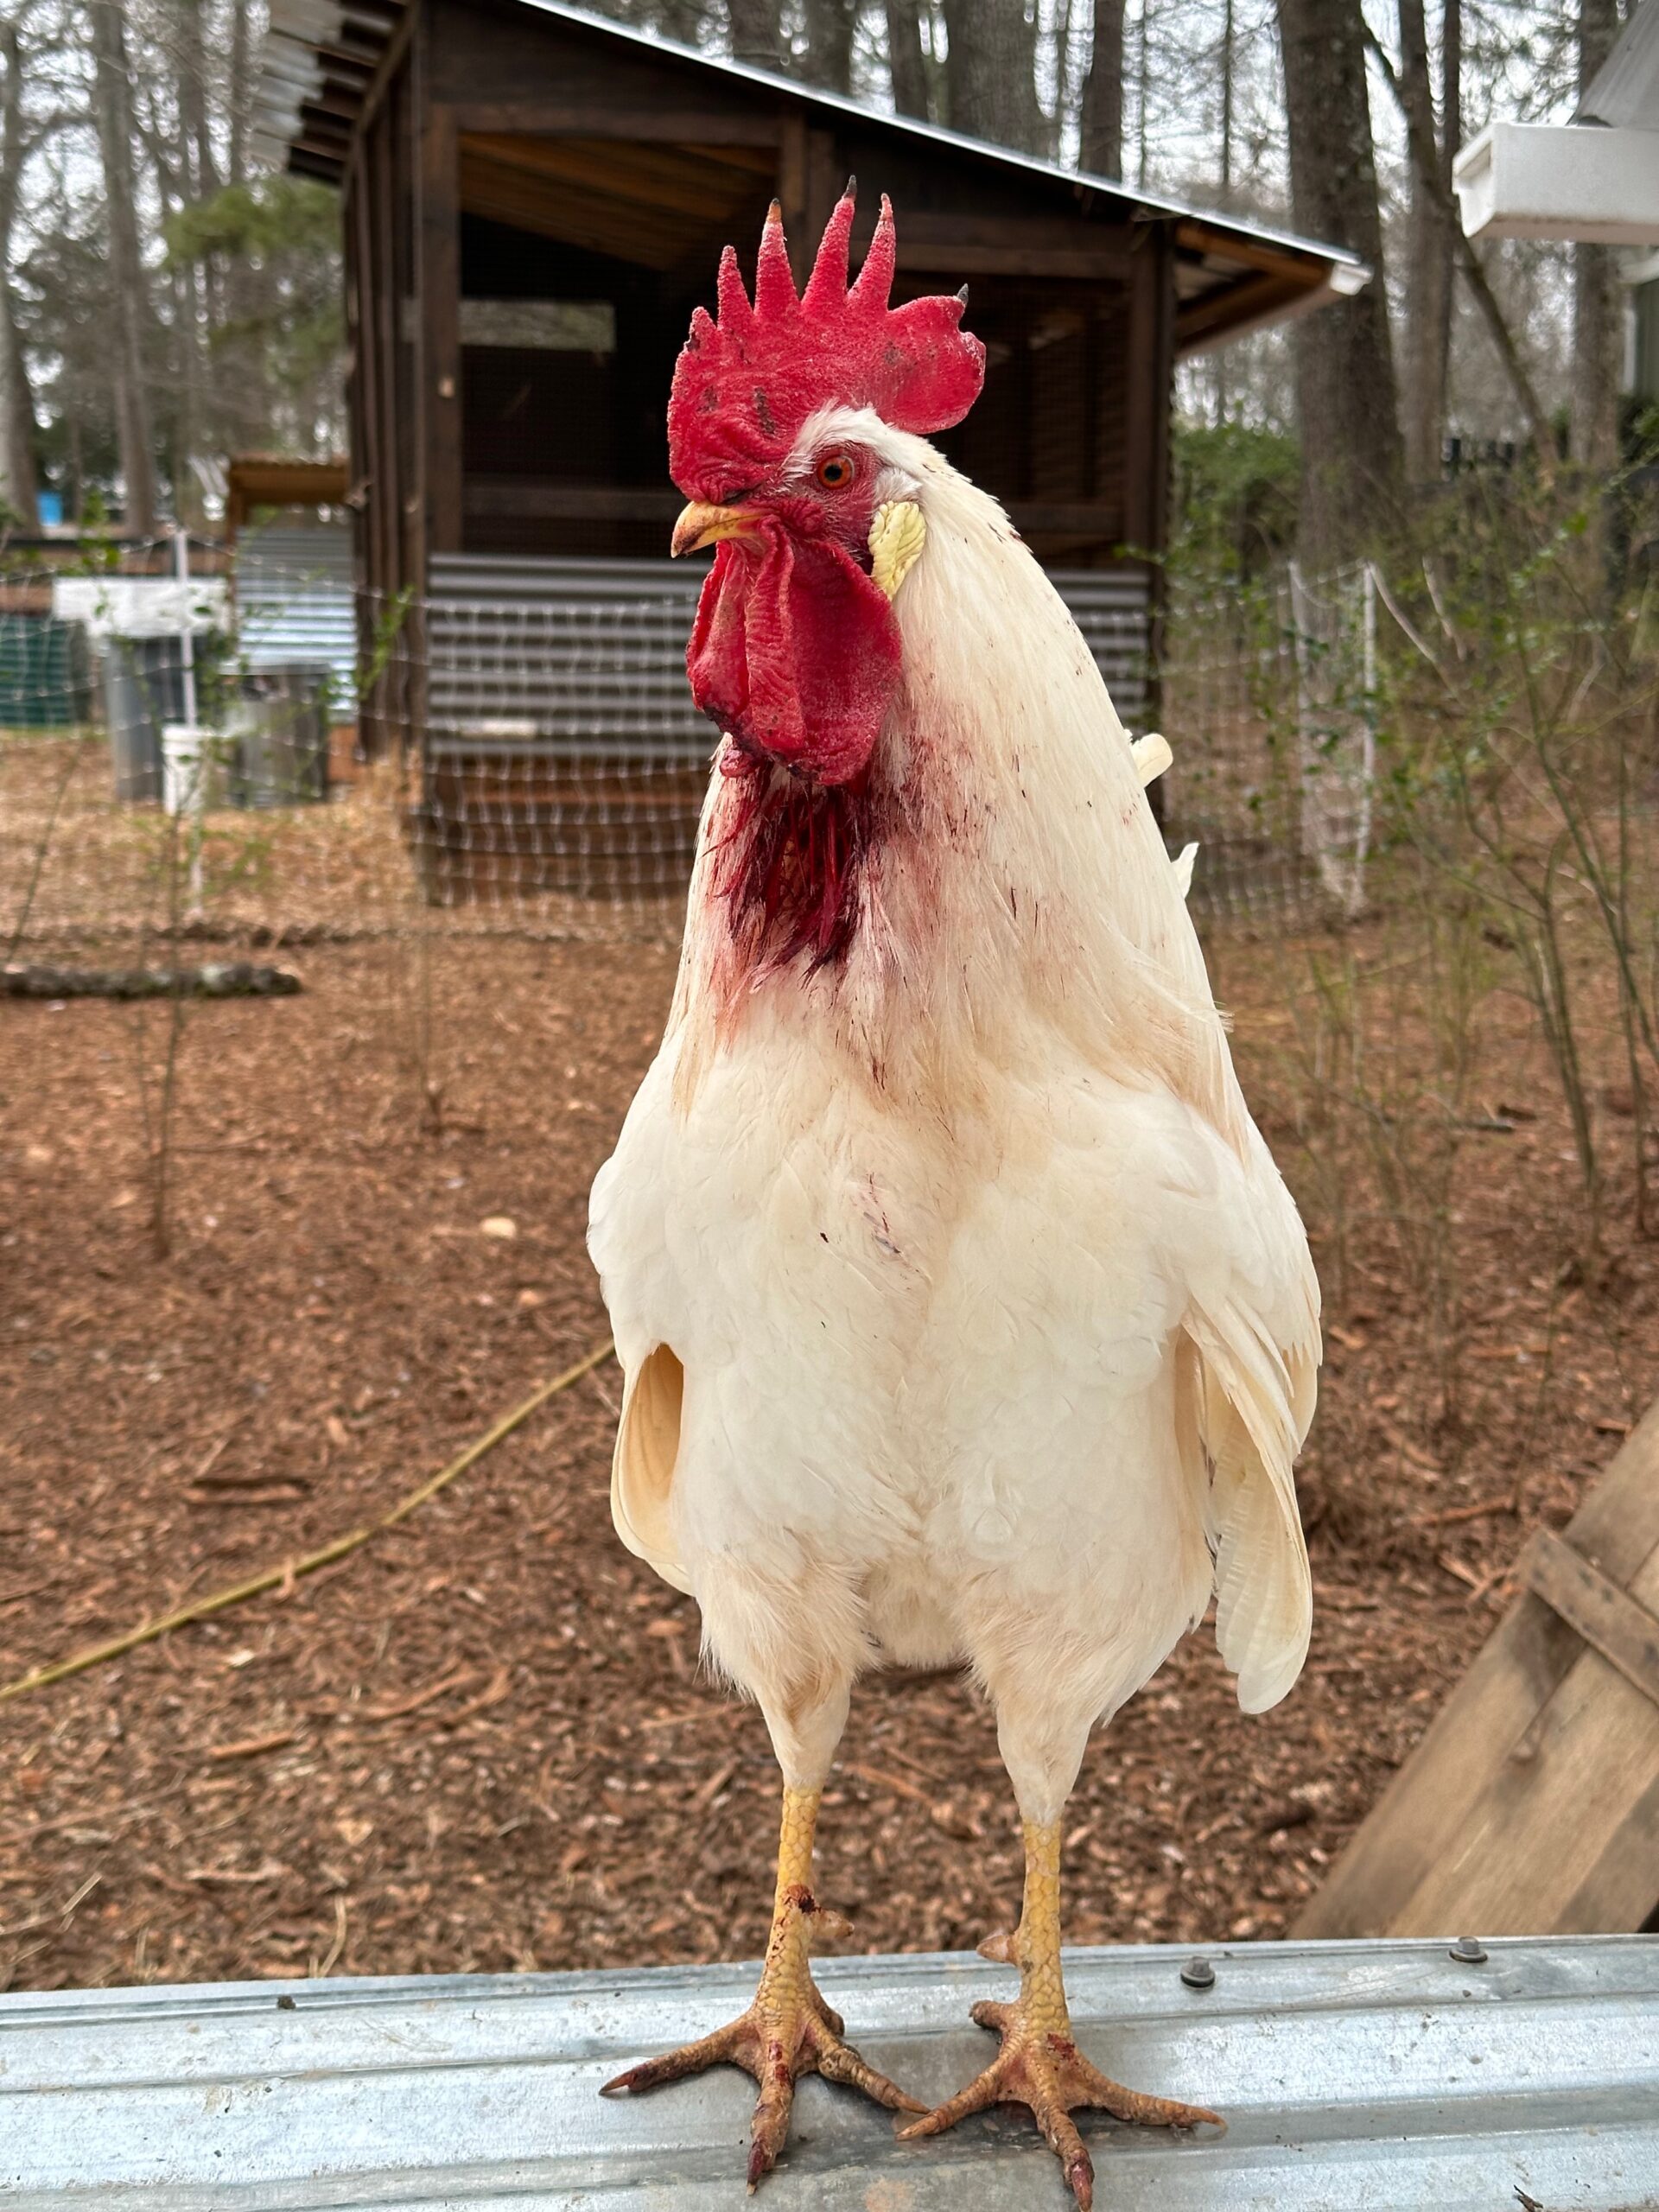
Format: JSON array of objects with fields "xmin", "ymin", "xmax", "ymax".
[{"xmin": 252, "ymin": 0, "xmax": 1363, "ymax": 355}]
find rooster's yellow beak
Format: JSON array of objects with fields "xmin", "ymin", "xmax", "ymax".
[{"xmin": 671, "ymin": 502, "xmax": 760, "ymax": 558}]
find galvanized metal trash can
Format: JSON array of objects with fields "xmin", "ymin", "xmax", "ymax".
[
  {"xmin": 3, "ymin": 1936, "xmax": 1658, "ymax": 2208},
  {"xmin": 102, "ymin": 640, "xmax": 188, "ymax": 804},
  {"xmin": 229, "ymin": 664, "xmax": 332, "ymax": 807}
]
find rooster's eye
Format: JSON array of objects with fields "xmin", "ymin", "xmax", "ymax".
[{"xmin": 815, "ymin": 454, "xmax": 855, "ymax": 490}]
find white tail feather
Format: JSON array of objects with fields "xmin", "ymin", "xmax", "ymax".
[{"xmin": 1185, "ymin": 1300, "xmax": 1313, "ymax": 1713}]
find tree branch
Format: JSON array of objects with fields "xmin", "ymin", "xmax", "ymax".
[{"xmin": 1363, "ymin": 21, "xmax": 1554, "ymax": 465}]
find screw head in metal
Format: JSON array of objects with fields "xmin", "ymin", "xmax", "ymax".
[
  {"xmin": 1179, "ymin": 1955, "xmax": 1217, "ymax": 1991},
  {"xmin": 1449, "ymin": 1936, "xmax": 1488, "ymax": 1964}
]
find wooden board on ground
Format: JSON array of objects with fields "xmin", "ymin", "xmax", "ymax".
[{"xmin": 1296, "ymin": 1399, "xmax": 1659, "ymax": 1938}]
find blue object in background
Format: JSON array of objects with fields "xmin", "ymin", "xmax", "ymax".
[{"xmin": 35, "ymin": 492, "xmax": 63, "ymax": 527}]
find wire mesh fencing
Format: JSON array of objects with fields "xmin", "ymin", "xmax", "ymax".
[
  {"xmin": 2, "ymin": 545, "xmax": 1371, "ymax": 975},
  {"xmin": 1158, "ymin": 564, "xmax": 1378, "ymax": 928}
]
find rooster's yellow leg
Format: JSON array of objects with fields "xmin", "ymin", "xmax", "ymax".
[
  {"xmin": 897, "ymin": 1818, "xmax": 1221, "ymax": 2210},
  {"xmin": 601, "ymin": 1783, "xmax": 923, "ymax": 2188}
]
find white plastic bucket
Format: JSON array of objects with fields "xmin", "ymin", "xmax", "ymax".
[{"xmin": 161, "ymin": 724, "xmax": 226, "ymax": 816}]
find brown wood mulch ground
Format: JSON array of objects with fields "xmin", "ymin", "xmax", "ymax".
[{"xmin": 2, "ymin": 923, "xmax": 1655, "ymax": 1992}]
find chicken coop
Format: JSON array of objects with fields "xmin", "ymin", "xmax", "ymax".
[{"xmin": 254, "ymin": 0, "xmax": 1363, "ymax": 902}]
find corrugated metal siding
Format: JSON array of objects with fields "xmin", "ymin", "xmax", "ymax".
[
  {"xmin": 425, "ymin": 555, "xmax": 709, "ymax": 762},
  {"xmin": 236, "ymin": 524, "xmax": 358, "ymax": 702},
  {"xmin": 5, "ymin": 1936, "xmax": 1658, "ymax": 2208},
  {"xmin": 424, "ymin": 554, "xmax": 1152, "ymax": 760}
]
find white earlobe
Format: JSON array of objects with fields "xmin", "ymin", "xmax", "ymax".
[{"xmin": 868, "ymin": 500, "xmax": 927, "ymax": 600}]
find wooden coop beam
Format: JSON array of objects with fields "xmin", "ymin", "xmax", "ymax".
[
  {"xmin": 1521, "ymin": 1526, "xmax": 1659, "ymax": 1717},
  {"xmin": 421, "ymin": 102, "xmax": 463, "ymax": 557},
  {"xmin": 1176, "ymin": 266, "xmax": 1322, "ymax": 352},
  {"xmin": 446, "ymin": 101, "xmax": 784, "ymax": 141},
  {"xmin": 224, "ymin": 458, "xmax": 350, "ymax": 540}
]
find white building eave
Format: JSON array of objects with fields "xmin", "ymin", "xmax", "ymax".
[{"xmin": 1454, "ymin": 118, "xmax": 1659, "ymax": 245}]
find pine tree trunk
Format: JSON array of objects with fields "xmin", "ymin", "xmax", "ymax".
[
  {"xmin": 727, "ymin": 0, "xmax": 784, "ymax": 68},
  {"xmin": 1275, "ymin": 0, "xmax": 1402, "ymax": 565},
  {"xmin": 1078, "ymin": 0, "xmax": 1124, "ymax": 175},
  {"xmin": 652, "ymin": 0, "xmax": 703, "ymax": 45},
  {"xmin": 0, "ymin": 291, "xmax": 19, "ymax": 522},
  {"xmin": 0, "ymin": 10, "xmax": 35, "ymax": 524},
  {"xmin": 886, "ymin": 0, "xmax": 931, "ymax": 117},
  {"xmin": 1399, "ymin": 0, "xmax": 1452, "ymax": 482},
  {"xmin": 1573, "ymin": 0, "xmax": 1623, "ymax": 468},
  {"xmin": 801, "ymin": 0, "xmax": 856, "ymax": 90},
  {"xmin": 175, "ymin": 0, "xmax": 219, "ymax": 200},
  {"xmin": 90, "ymin": 0, "xmax": 157, "ymax": 536},
  {"xmin": 942, "ymin": 0, "xmax": 1044, "ymax": 152},
  {"xmin": 227, "ymin": 0, "xmax": 250, "ymax": 184},
  {"xmin": 1212, "ymin": 0, "xmax": 1236, "ymax": 417},
  {"xmin": 3, "ymin": 293, "xmax": 40, "ymax": 524}
]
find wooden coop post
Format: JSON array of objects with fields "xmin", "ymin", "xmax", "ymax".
[{"xmin": 420, "ymin": 101, "xmax": 462, "ymax": 559}]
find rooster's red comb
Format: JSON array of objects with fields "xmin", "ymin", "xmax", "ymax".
[{"xmin": 667, "ymin": 188, "xmax": 985, "ymax": 499}]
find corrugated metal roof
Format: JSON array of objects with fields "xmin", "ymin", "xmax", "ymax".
[
  {"xmin": 1578, "ymin": 0, "xmax": 1659, "ymax": 127},
  {"xmin": 251, "ymin": 0, "xmax": 1365, "ymax": 321},
  {"xmin": 5, "ymin": 1935, "xmax": 1658, "ymax": 2207},
  {"xmin": 236, "ymin": 524, "xmax": 358, "ymax": 694}
]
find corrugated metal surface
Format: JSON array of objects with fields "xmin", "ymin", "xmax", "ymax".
[
  {"xmin": 425, "ymin": 554, "xmax": 709, "ymax": 761},
  {"xmin": 236, "ymin": 524, "xmax": 358, "ymax": 700},
  {"xmin": 5, "ymin": 1936, "xmax": 1658, "ymax": 2208},
  {"xmin": 424, "ymin": 553, "xmax": 1150, "ymax": 760}
]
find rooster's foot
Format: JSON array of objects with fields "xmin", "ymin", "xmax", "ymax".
[
  {"xmin": 896, "ymin": 1986, "xmax": 1221, "ymax": 2211},
  {"xmin": 601, "ymin": 1883, "xmax": 922, "ymax": 2190}
]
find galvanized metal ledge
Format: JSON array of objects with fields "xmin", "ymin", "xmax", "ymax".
[{"xmin": 3, "ymin": 1935, "xmax": 1658, "ymax": 2209}]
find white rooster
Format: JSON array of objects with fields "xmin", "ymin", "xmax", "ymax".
[{"xmin": 588, "ymin": 187, "xmax": 1319, "ymax": 2207}]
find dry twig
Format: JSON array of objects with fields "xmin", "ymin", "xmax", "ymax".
[{"xmin": 0, "ymin": 1341, "xmax": 614, "ymax": 1707}]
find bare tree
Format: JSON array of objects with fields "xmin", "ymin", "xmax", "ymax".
[
  {"xmin": 1573, "ymin": 0, "xmax": 1624, "ymax": 468},
  {"xmin": 727, "ymin": 0, "xmax": 784, "ymax": 68},
  {"xmin": 886, "ymin": 0, "xmax": 931, "ymax": 117},
  {"xmin": 1078, "ymin": 0, "xmax": 1124, "ymax": 176},
  {"xmin": 227, "ymin": 0, "xmax": 251, "ymax": 184},
  {"xmin": 1396, "ymin": 0, "xmax": 1454, "ymax": 480},
  {"xmin": 1367, "ymin": 21, "xmax": 1553, "ymax": 461},
  {"xmin": 801, "ymin": 0, "xmax": 857, "ymax": 91},
  {"xmin": 1217, "ymin": 0, "xmax": 1235, "ymax": 202},
  {"xmin": 941, "ymin": 0, "xmax": 1044, "ymax": 152},
  {"xmin": 90, "ymin": 0, "xmax": 157, "ymax": 535},
  {"xmin": 1211, "ymin": 0, "xmax": 1236, "ymax": 419},
  {"xmin": 0, "ymin": 2, "xmax": 54, "ymax": 524},
  {"xmin": 1275, "ymin": 0, "xmax": 1402, "ymax": 562},
  {"xmin": 174, "ymin": 0, "xmax": 219, "ymax": 200}
]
